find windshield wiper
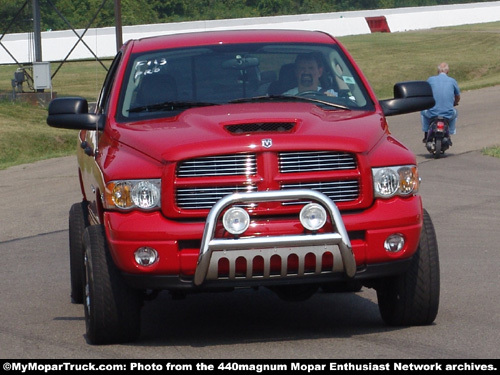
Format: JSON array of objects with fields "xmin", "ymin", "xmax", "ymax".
[
  {"xmin": 128, "ymin": 101, "xmax": 219, "ymax": 113},
  {"xmin": 229, "ymin": 95, "xmax": 350, "ymax": 110}
]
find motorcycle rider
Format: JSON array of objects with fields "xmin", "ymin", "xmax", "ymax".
[{"xmin": 421, "ymin": 62, "xmax": 461, "ymax": 144}]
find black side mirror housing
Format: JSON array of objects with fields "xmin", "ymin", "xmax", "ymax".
[
  {"xmin": 380, "ymin": 81, "xmax": 435, "ymax": 117},
  {"xmin": 47, "ymin": 97, "xmax": 104, "ymax": 130}
]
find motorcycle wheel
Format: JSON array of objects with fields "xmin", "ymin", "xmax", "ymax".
[{"xmin": 434, "ymin": 139, "xmax": 442, "ymax": 159}]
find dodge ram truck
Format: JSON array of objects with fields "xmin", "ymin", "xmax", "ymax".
[{"xmin": 47, "ymin": 29, "xmax": 439, "ymax": 345}]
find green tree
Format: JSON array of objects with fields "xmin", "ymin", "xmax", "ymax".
[
  {"xmin": 0, "ymin": 0, "xmax": 33, "ymax": 33},
  {"xmin": 119, "ymin": 0, "xmax": 159, "ymax": 25}
]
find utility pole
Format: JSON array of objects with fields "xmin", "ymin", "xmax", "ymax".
[
  {"xmin": 115, "ymin": 0, "xmax": 123, "ymax": 52},
  {"xmin": 32, "ymin": 0, "xmax": 52, "ymax": 95},
  {"xmin": 32, "ymin": 0, "xmax": 42, "ymax": 62}
]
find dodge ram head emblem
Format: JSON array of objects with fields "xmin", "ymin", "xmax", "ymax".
[{"xmin": 262, "ymin": 138, "xmax": 273, "ymax": 148}]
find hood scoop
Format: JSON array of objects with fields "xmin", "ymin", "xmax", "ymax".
[{"xmin": 225, "ymin": 122, "xmax": 295, "ymax": 134}]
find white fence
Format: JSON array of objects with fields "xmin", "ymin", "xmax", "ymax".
[{"xmin": 1, "ymin": 1, "xmax": 500, "ymax": 64}]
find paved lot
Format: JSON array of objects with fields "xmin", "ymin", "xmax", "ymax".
[{"xmin": 0, "ymin": 86, "xmax": 499, "ymax": 358}]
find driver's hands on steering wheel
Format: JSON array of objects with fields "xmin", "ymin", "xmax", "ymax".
[{"xmin": 296, "ymin": 89, "xmax": 337, "ymax": 98}]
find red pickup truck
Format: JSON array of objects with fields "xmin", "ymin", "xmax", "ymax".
[{"xmin": 47, "ymin": 29, "xmax": 439, "ymax": 345}]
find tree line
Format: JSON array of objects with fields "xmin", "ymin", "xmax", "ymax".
[{"xmin": 0, "ymin": 0, "xmax": 492, "ymax": 34}]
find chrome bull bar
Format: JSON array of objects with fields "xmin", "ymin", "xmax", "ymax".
[{"xmin": 193, "ymin": 189, "xmax": 356, "ymax": 286}]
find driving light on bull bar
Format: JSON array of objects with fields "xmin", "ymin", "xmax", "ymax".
[
  {"xmin": 384, "ymin": 234, "xmax": 405, "ymax": 253},
  {"xmin": 223, "ymin": 207, "xmax": 250, "ymax": 235},
  {"xmin": 300, "ymin": 203, "xmax": 327, "ymax": 231},
  {"xmin": 134, "ymin": 247, "xmax": 159, "ymax": 266}
]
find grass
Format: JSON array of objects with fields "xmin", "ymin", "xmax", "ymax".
[
  {"xmin": 0, "ymin": 60, "xmax": 111, "ymax": 169},
  {"xmin": 0, "ymin": 60, "xmax": 111, "ymax": 101},
  {"xmin": 340, "ymin": 22, "xmax": 500, "ymax": 99},
  {"xmin": 1, "ymin": 22, "xmax": 500, "ymax": 169},
  {"xmin": 0, "ymin": 99, "xmax": 78, "ymax": 168},
  {"xmin": 482, "ymin": 146, "xmax": 500, "ymax": 158}
]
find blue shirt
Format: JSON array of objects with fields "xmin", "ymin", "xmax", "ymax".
[{"xmin": 427, "ymin": 73, "xmax": 460, "ymax": 118}]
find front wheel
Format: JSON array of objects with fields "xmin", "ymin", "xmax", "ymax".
[
  {"xmin": 376, "ymin": 209, "xmax": 440, "ymax": 326},
  {"xmin": 83, "ymin": 225, "xmax": 142, "ymax": 345}
]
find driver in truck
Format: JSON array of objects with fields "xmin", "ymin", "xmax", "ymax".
[{"xmin": 283, "ymin": 53, "xmax": 338, "ymax": 97}]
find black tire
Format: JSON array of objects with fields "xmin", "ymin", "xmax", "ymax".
[
  {"xmin": 434, "ymin": 139, "xmax": 442, "ymax": 159},
  {"xmin": 83, "ymin": 225, "xmax": 142, "ymax": 345},
  {"xmin": 68, "ymin": 202, "xmax": 89, "ymax": 304},
  {"xmin": 376, "ymin": 209, "xmax": 440, "ymax": 326}
]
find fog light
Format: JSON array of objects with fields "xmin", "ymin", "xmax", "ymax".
[
  {"xmin": 223, "ymin": 207, "xmax": 250, "ymax": 235},
  {"xmin": 300, "ymin": 203, "xmax": 327, "ymax": 231},
  {"xmin": 134, "ymin": 247, "xmax": 159, "ymax": 266},
  {"xmin": 384, "ymin": 234, "xmax": 405, "ymax": 253}
]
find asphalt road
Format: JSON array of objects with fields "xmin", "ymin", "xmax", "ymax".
[{"xmin": 0, "ymin": 86, "xmax": 499, "ymax": 359}]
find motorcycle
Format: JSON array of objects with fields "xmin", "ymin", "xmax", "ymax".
[{"xmin": 425, "ymin": 116, "xmax": 451, "ymax": 159}]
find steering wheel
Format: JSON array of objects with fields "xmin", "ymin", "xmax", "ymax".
[{"xmin": 295, "ymin": 90, "xmax": 326, "ymax": 99}]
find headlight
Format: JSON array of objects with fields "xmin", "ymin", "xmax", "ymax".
[
  {"xmin": 104, "ymin": 179, "xmax": 161, "ymax": 210},
  {"xmin": 372, "ymin": 165, "xmax": 419, "ymax": 198},
  {"xmin": 300, "ymin": 203, "xmax": 327, "ymax": 231},
  {"xmin": 398, "ymin": 166, "xmax": 419, "ymax": 195}
]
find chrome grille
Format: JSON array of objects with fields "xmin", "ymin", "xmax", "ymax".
[
  {"xmin": 177, "ymin": 154, "xmax": 256, "ymax": 177},
  {"xmin": 176, "ymin": 185, "xmax": 257, "ymax": 209},
  {"xmin": 175, "ymin": 151, "xmax": 360, "ymax": 210},
  {"xmin": 282, "ymin": 180, "xmax": 359, "ymax": 202},
  {"xmin": 279, "ymin": 151, "xmax": 356, "ymax": 172}
]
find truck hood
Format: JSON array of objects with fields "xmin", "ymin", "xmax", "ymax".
[{"xmin": 111, "ymin": 102, "xmax": 387, "ymax": 162}]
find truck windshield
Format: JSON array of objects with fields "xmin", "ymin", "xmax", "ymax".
[{"xmin": 117, "ymin": 42, "xmax": 374, "ymax": 120}]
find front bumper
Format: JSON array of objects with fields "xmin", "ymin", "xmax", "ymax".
[
  {"xmin": 104, "ymin": 190, "xmax": 422, "ymax": 291},
  {"xmin": 122, "ymin": 257, "xmax": 413, "ymax": 290}
]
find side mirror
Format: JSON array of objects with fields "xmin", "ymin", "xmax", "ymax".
[
  {"xmin": 379, "ymin": 81, "xmax": 435, "ymax": 117},
  {"xmin": 47, "ymin": 97, "xmax": 103, "ymax": 130}
]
